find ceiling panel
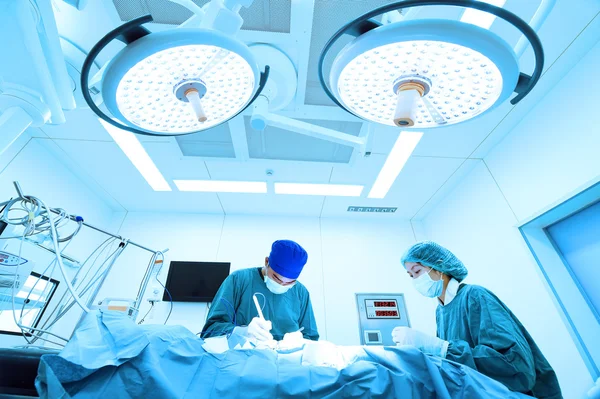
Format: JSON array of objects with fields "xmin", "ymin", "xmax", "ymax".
[
  {"xmin": 245, "ymin": 117, "xmax": 360, "ymax": 163},
  {"xmin": 410, "ymin": 101, "xmax": 515, "ymax": 158},
  {"xmin": 145, "ymin": 141, "xmax": 212, "ymax": 180},
  {"xmin": 218, "ymin": 192, "xmax": 325, "ymax": 217},
  {"xmin": 111, "ymin": 0, "xmax": 291, "ymax": 33},
  {"xmin": 330, "ymin": 151, "xmax": 386, "ymax": 185},
  {"xmin": 38, "ymin": 0, "xmax": 600, "ymax": 220},
  {"xmin": 175, "ymin": 123, "xmax": 235, "ymax": 158},
  {"xmin": 204, "ymin": 160, "xmax": 332, "ymax": 182},
  {"xmin": 411, "ymin": 159, "xmax": 481, "ymax": 220},
  {"xmin": 472, "ymin": 0, "xmax": 600, "ymax": 158},
  {"xmin": 364, "ymin": 120, "xmax": 493, "ymax": 162},
  {"xmin": 48, "ymin": 139, "xmax": 224, "ymax": 213},
  {"xmin": 321, "ymin": 156, "xmax": 464, "ymax": 219}
]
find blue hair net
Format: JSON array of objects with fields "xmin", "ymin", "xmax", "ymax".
[
  {"xmin": 269, "ymin": 240, "xmax": 308, "ymax": 279},
  {"xmin": 401, "ymin": 241, "xmax": 468, "ymax": 282}
]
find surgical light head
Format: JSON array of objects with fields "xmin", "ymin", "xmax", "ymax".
[
  {"xmin": 81, "ymin": 15, "xmax": 270, "ymax": 136},
  {"xmin": 319, "ymin": 0, "xmax": 544, "ymax": 128}
]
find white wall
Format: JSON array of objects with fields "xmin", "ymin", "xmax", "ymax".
[
  {"xmin": 422, "ymin": 41, "xmax": 600, "ymax": 399},
  {"xmin": 320, "ymin": 218, "xmax": 437, "ymax": 345},
  {"xmin": 0, "ymin": 139, "xmax": 120, "ymax": 347},
  {"xmin": 485, "ymin": 40, "xmax": 600, "ymax": 222},
  {"xmin": 98, "ymin": 213, "xmax": 432, "ymax": 344},
  {"xmin": 0, "ymin": 140, "xmax": 433, "ymax": 350}
]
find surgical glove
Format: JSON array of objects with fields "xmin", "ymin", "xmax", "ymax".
[
  {"xmin": 279, "ymin": 331, "xmax": 305, "ymax": 350},
  {"xmin": 247, "ymin": 317, "xmax": 273, "ymax": 342},
  {"xmin": 391, "ymin": 326, "xmax": 449, "ymax": 358},
  {"xmin": 283, "ymin": 331, "xmax": 303, "ymax": 342}
]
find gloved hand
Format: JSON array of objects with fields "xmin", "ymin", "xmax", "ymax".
[
  {"xmin": 391, "ymin": 326, "xmax": 449, "ymax": 358},
  {"xmin": 282, "ymin": 330, "xmax": 303, "ymax": 342},
  {"xmin": 247, "ymin": 317, "xmax": 273, "ymax": 342},
  {"xmin": 279, "ymin": 331, "xmax": 305, "ymax": 350}
]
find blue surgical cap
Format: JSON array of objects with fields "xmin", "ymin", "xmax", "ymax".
[
  {"xmin": 269, "ymin": 240, "xmax": 308, "ymax": 279},
  {"xmin": 401, "ymin": 241, "xmax": 468, "ymax": 282}
]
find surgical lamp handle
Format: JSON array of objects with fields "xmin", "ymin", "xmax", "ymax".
[
  {"xmin": 81, "ymin": 15, "xmax": 271, "ymax": 137},
  {"xmin": 318, "ymin": 0, "xmax": 544, "ymax": 110}
]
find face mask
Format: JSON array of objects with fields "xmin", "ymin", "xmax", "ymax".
[
  {"xmin": 412, "ymin": 269, "xmax": 444, "ymax": 298},
  {"xmin": 264, "ymin": 275, "xmax": 295, "ymax": 295}
]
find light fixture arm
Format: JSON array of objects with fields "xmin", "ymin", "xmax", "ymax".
[
  {"xmin": 81, "ymin": 15, "xmax": 270, "ymax": 137},
  {"xmin": 318, "ymin": 0, "xmax": 544, "ymax": 113},
  {"xmin": 198, "ymin": 0, "xmax": 255, "ymax": 35},
  {"xmin": 250, "ymin": 96, "xmax": 368, "ymax": 152},
  {"xmin": 168, "ymin": 0, "xmax": 206, "ymax": 20},
  {"xmin": 0, "ymin": 82, "xmax": 51, "ymax": 156}
]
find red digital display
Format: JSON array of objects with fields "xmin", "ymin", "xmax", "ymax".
[
  {"xmin": 375, "ymin": 310, "xmax": 399, "ymax": 317},
  {"xmin": 374, "ymin": 301, "xmax": 396, "ymax": 307}
]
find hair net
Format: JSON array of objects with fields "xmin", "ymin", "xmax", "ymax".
[
  {"xmin": 401, "ymin": 241, "xmax": 468, "ymax": 282},
  {"xmin": 269, "ymin": 240, "xmax": 308, "ymax": 279}
]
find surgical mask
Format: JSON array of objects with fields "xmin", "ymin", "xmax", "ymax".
[
  {"xmin": 264, "ymin": 275, "xmax": 295, "ymax": 295},
  {"xmin": 412, "ymin": 269, "xmax": 444, "ymax": 298}
]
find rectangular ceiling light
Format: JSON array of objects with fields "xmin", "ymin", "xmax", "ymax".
[
  {"xmin": 99, "ymin": 119, "xmax": 171, "ymax": 191},
  {"xmin": 460, "ymin": 0, "xmax": 507, "ymax": 29},
  {"xmin": 274, "ymin": 183, "xmax": 363, "ymax": 197},
  {"xmin": 368, "ymin": 131, "xmax": 423, "ymax": 199},
  {"xmin": 174, "ymin": 180, "xmax": 268, "ymax": 193}
]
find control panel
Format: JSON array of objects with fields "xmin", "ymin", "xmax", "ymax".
[
  {"xmin": 0, "ymin": 251, "xmax": 34, "ymax": 309},
  {"xmin": 0, "ymin": 251, "xmax": 30, "ymax": 266},
  {"xmin": 365, "ymin": 299, "xmax": 401, "ymax": 319},
  {"xmin": 356, "ymin": 293, "xmax": 410, "ymax": 346}
]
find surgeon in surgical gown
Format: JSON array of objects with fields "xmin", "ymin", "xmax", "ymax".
[
  {"xmin": 392, "ymin": 241, "xmax": 562, "ymax": 399},
  {"xmin": 201, "ymin": 240, "xmax": 319, "ymax": 342}
]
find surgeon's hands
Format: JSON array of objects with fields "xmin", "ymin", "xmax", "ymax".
[
  {"xmin": 391, "ymin": 326, "xmax": 449, "ymax": 358},
  {"xmin": 247, "ymin": 317, "xmax": 273, "ymax": 342},
  {"xmin": 278, "ymin": 331, "xmax": 305, "ymax": 351}
]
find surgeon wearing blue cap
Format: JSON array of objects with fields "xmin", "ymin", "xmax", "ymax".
[
  {"xmin": 201, "ymin": 240, "xmax": 319, "ymax": 342},
  {"xmin": 393, "ymin": 241, "xmax": 561, "ymax": 399}
]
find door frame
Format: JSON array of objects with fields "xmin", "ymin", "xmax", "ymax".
[{"xmin": 519, "ymin": 179, "xmax": 600, "ymax": 379}]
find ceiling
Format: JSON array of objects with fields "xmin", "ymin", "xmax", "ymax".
[{"xmin": 29, "ymin": 0, "xmax": 600, "ymax": 218}]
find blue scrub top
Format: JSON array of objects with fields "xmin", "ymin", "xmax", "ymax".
[
  {"xmin": 437, "ymin": 284, "xmax": 562, "ymax": 399},
  {"xmin": 201, "ymin": 267, "xmax": 319, "ymax": 341}
]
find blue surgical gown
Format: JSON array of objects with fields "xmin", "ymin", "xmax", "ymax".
[
  {"xmin": 201, "ymin": 267, "xmax": 319, "ymax": 341},
  {"xmin": 436, "ymin": 284, "xmax": 562, "ymax": 399}
]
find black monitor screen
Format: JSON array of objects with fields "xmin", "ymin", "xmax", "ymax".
[
  {"xmin": 163, "ymin": 261, "xmax": 231, "ymax": 302},
  {"xmin": 0, "ymin": 271, "xmax": 60, "ymax": 336},
  {"xmin": 0, "ymin": 201, "xmax": 9, "ymax": 236}
]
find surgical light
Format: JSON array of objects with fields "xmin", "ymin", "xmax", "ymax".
[
  {"xmin": 82, "ymin": 15, "xmax": 269, "ymax": 136},
  {"xmin": 319, "ymin": 0, "xmax": 544, "ymax": 128},
  {"xmin": 274, "ymin": 183, "xmax": 364, "ymax": 197}
]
